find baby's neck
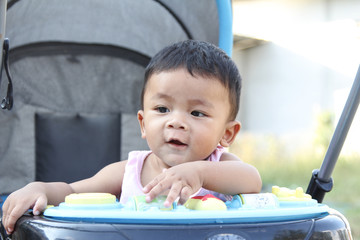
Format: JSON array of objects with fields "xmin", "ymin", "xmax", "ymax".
[{"xmin": 140, "ymin": 153, "xmax": 169, "ymax": 187}]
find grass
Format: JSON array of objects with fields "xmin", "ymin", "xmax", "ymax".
[{"xmin": 230, "ymin": 134, "xmax": 360, "ymax": 239}]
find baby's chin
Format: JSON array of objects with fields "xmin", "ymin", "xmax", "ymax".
[
  {"xmin": 164, "ymin": 154, "xmax": 210, "ymax": 167},
  {"xmin": 153, "ymin": 149, "xmax": 211, "ymax": 167}
]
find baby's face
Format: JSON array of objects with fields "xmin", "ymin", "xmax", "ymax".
[{"xmin": 138, "ymin": 68, "xmax": 233, "ymax": 167}]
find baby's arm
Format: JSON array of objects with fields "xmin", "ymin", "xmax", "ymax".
[
  {"xmin": 201, "ymin": 152, "xmax": 262, "ymax": 194},
  {"xmin": 143, "ymin": 152, "xmax": 261, "ymax": 207},
  {"xmin": 2, "ymin": 161, "xmax": 126, "ymax": 234},
  {"xmin": 69, "ymin": 161, "xmax": 126, "ymax": 198}
]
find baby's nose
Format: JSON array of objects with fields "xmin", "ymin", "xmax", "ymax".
[{"xmin": 166, "ymin": 113, "xmax": 188, "ymax": 130}]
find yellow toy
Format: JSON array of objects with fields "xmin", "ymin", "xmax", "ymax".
[
  {"xmin": 65, "ymin": 193, "xmax": 116, "ymax": 205},
  {"xmin": 272, "ymin": 186, "xmax": 312, "ymax": 201}
]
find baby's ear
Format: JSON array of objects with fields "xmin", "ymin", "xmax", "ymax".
[
  {"xmin": 220, "ymin": 120, "xmax": 241, "ymax": 147},
  {"xmin": 137, "ymin": 110, "xmax": 146, "ymax": 139}
]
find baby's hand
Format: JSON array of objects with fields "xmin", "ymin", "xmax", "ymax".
[
  {"xmin": 1, "ymin": 183, "xmax": 48, "ymax": 234},
  {"xmin": 143, "ymin": 162, "xmax": 203, "ymax": 207}
]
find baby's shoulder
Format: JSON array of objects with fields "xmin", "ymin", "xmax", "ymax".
[
  {"xmin": 127, "ymin": 150, "xmax": 152, "ymax": 162},
  {"xmin": 219, "ymin": 151, "xmax": 241, "ymax": 162}
]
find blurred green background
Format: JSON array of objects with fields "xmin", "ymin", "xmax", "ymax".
[{"xmin": 230, "ymin": 127, "xmax": 360, "ymax": 238}]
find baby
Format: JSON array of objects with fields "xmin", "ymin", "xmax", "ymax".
[{"xmin": 1, "ymin": 40, "xmax": 262, "ymax": 234}]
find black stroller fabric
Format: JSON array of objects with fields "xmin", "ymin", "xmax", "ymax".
[
  {"xmin": 35, "ymin": 112, "xmax": 121, "ymax": 183},
  {"xmin": 0, "ymin": 0, "xmax": 224, "ymax": 192}
]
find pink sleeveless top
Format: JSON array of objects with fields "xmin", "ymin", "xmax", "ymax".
[{"xmin": 119, "ymin": 146, "xmax": 232, "ymax": 204}]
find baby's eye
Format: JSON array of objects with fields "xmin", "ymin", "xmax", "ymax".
[
  {"xmin": 191, "ymin": 111, "xmax": 205, "ymax": 117},
  {"xmin": 156, "ymin": 107, "xmax": 169, "ymax": 113}
]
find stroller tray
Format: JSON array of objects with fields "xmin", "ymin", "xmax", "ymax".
[{"xmin": 44, "ymin": 187, "xmax": 329, "ymax": 224}]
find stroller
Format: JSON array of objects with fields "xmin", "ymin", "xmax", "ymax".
[
  {"xmin": 0, "ymin": 0, "xmax": 232, "ymax": 190},
  {"xmin": 0, "ymin": 0, "xmax": 356, "ymax": 239}
]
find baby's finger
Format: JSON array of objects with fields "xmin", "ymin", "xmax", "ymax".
[
  {"xmin": 3, "ymin": 205, "xmax": 24, "ymax": 234},
  {"xmin": 164, "ymin": 182, "xmax": 182, "ymax": 207},
  {"xmin": 33, "ymin": 195, "xmax": 47, "ymax": 216},
  {"xmin": 145, "ymin": 179, "xmax": 172, "ymax": 202},
  {"xmin": 2, "ymin": 199, "xmax": 15, "ymax": 233},
  {"xmin": 143, "ymin": 173, "xmax": 165, "ymax": 194},
  {"xmin": 178, "ymin": 186, "xmax": 193, "ymax": 205}
]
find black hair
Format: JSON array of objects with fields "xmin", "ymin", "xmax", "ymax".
[{"xmin": 141, "ymin": 40, "xmax": 242, "ymax": 120}]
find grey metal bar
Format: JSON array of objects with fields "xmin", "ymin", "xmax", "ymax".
[
  {"xmin": 0, "ymin": 0, "xmax": 6, "ymax": 66},
  {"xmin": 318, "ymin": 65, "xmax": 360, "ymax": 181}
]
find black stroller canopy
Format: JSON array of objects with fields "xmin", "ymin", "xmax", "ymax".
[{"xmin": 0, "ymin": 0, "xmax": 233, "ymax": 193}]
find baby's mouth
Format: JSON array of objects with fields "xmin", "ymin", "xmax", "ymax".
[{"xmin": 167, "ymin": 139, "xmax": 187, "ymax": 147}]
